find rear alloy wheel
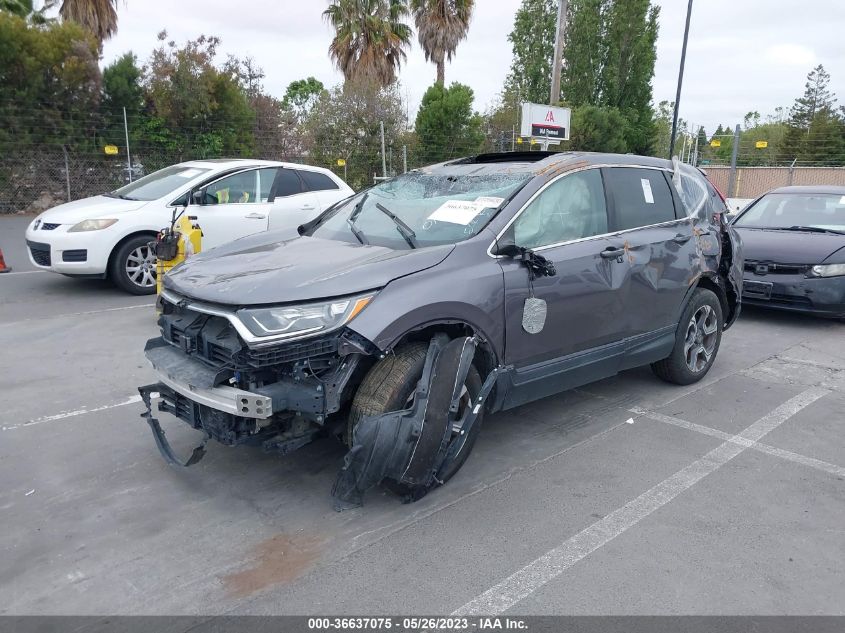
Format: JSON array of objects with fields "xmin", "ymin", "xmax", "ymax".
[
  {"xmin": 652, "ymin": 288, "xmax": 723, "ymax": 385},
  {"xmin": 110, "ymin": 235, "xmax": 157, "ymax": 295},
  {"xmin": 683, "ymin": 304, "xmax": 719, "ymax": 373}
]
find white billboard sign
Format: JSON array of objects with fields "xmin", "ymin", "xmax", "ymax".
[{"xmin": 520, "ymin": 102, "xmax": 571, "ymax": 142}]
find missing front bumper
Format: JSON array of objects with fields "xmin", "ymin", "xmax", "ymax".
[{"xmin": 145, "ymin": 338, "xmax": 273, "ymax": 419}]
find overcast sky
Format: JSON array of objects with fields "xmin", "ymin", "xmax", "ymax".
[{"xmin": 99, "ymin": 0, "xmax": 845, "ymax": 134}]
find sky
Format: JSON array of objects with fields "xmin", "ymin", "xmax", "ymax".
[{"xmin": 98, "ymin": 0, "xmax": 845, "ymax": 135}]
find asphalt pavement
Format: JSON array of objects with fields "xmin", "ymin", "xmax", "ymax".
[{"xmin": 1, "ymin": 214, "xmax": 843, "ymax": 616}]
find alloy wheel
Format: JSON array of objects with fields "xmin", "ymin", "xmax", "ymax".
[
  {"xmin": 126, "ymin": 245, "xmax": 156, "ymax": 289},
  {"xmin": 684, "ymin": 304, "xmax": 718, "ymax": 373}
]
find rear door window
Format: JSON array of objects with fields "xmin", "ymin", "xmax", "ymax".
[
  {"xmin": 257, "ymin": 168, "xmax": 280, "ymax": 202},
  {"xmin": 273, "ymin": 169, "xmax": 303, "ymax": 198},
  {"xmin": 298, "ymin": 170, "xmax": 339, "ymax": 192},
  {"xmin": 605, "ymin": 167, "xmax": 675, "ymax": 231}
]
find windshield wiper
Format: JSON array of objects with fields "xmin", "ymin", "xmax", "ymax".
[
  {"xmin": 763, "ymin": 225, "xmax": 845, "ymax": 235},
  {"xmin": 347, "ymin": 193, "xmax": 369, "ymax": 245},
  {"xmin": 105, "ymin": 192, "xmax": 137, "ymax": 201},
  {"xmin": 786, "ymin": 225, "xmax": 845, "ymax": 235},
  {"xmin": 375, "ymin": 203, "xmax": 417, "ymax": 249}
]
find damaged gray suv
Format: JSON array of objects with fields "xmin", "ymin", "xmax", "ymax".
[{"xmin": 139, "ymin": 152, "xmax": 743, "ymax": 509}]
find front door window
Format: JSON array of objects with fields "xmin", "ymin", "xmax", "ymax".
[
  {"xmin": 203, "ymin": 171, "xmax": 258, "ymax": 205},
  {"xmin": 513, "ymin": 169, "xmax": 609, "ymax": 249}
]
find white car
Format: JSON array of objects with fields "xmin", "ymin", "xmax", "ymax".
[{"xmin": 24, "ymin": 159, "xmax": 354, "ymax": 294}]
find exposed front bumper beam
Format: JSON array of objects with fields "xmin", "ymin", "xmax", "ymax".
[{"xmin": 145, "ymin": 338, "xmax": 273, "ymax": 419}]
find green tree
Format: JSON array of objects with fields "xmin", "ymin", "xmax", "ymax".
[
  {"xmin": 410, "ymin": 0, "xmax": 474, "ymax": 86},
  {"xmin": 59, "ymin": 0, "xmax": 118, "ymax": 47},
  {"xmin": 305, "ymin": 80, "xmax": 406, "ymax": 189},
  {"xmin": 563, "ymin": 104, "xmax": 629, "ymax": 152},
  {"xmin": 102, "ymin": 53, "xmax": 143, "ymax": 117},
  {"xmin": 414, "ymin": 82, "xmax": 483, "ymax": 163},
  {"xmin": 99, "ymin": 52, "xmax": 144, "ymax": 148},
  {"xmin": 143, "ymin": 32, "xmax": 255, "ymax": 159},
  {"xmin": 282, "ymin": 77, "xmax": 326, "ymax": 120},
  {"xmin": 503, "ymin": 0, "xmax": 557, "ymax": 104},
  {"xmin": 0, "ymin": 0, "xmax": 32, "ymax": 17},
  {"xmin": 0, "ymin": 12, "xmax": 100, "ymax": 148},
  {"xmin": 780, "ymin": 64, "xmax": 843, "ymax": 165},
  {"xmin": 789, "ymin": 64, "xmax": 835, "ymax": 128},
  {"xmin": 559, "ymin": 0, "xmax": 603, "ymax": 105},
  {"xmin": 599, "ymin": 0, "xmax": 658, "ymax": 152},
  {"xmin": 323, "ymin": 0, "xmax": 412, "ymax": 88}
]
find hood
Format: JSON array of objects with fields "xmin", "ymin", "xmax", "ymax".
[
  {"xmin": 734, "ymin": 227, "xmax": 845, "ymax": 264},
  {"xmin": 164, "ymin": 232, "xmax": 455, "ymax": 305},
  {"xmin": 36, "ymin": 195, "xmax": 149, "ymax": 224}
]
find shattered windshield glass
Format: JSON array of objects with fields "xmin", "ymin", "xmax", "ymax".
[{"xmin": 307, "ymin": 172, "xmax": 530, "ymax": 249}]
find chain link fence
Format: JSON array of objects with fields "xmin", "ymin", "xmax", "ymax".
[{"xmin": 702, "ymin": 166, "xmax": 845, "ymax": 199}]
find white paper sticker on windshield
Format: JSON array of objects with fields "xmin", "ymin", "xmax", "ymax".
[
  {"xmin": 178, "ymin": 168, "xmax": 203, "ymax": 178},
  {"xmin": 641, "ymin": 178, "xmax": 655, "ymax": 204},
  {"xmin": 428, "ymin": 200, "xmax": 485, "ymax": 225},
  {"xmin": 475, "ymin": 196, "xmax": 505, "ymax": 208},
  {"xmin": 839, "ymin": 195, "xmax": 845, "ymax": 205}
]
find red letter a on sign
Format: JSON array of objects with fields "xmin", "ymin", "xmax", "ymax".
[{"xmin": 545, "ymin": 110, "xmax": 555, "ymax": 123}]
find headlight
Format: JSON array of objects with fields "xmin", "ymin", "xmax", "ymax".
[
  {"xmin": 68, "ymin": 218, "xmax": 119, "ymax": 232},
  {"xmin": 809, "ymin": 263, "xmax": 845, "ymax": 278},
  {"xmin": 237, "ymin": 294, "xmax": 374, "ymax": 340}
]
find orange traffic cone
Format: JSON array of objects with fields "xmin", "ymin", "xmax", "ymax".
[{"xmin": 0, "ymin": 247, "xmax": 11, "ymax": 273}]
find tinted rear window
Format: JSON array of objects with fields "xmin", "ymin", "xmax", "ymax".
[
  {"xmin": 273, "ymin": 169, "xmax": 302, "ymax": 197},
  {"xmin": 605, "ymin": 167, "xmax": 675, "ymax": 230},
  {"xmin": 299, "ymin": 170, "xmax": 339, "ymax": 192}
]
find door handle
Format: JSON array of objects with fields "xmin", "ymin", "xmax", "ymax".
[
  {"xmin": 300, "ymin": 204, "xmax": 316, "ymax": 210},
  {"xmin": 244, "ymin": 213, "xmax": 266, "ymax": 219},
  {"xmin": 672, "ymin": 233, "xmax": 692, "ymax": 244},
  {"xmin": 600, "ymin": 246, "xmax": 624, "ymax": 259}
]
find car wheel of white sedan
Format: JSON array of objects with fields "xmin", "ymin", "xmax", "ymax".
[{"xmin": 110, "ymin": 235, "xmax": 157, "ymax": 295}]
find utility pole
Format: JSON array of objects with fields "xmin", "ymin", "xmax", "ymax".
[
  {"xmin": 669, "ymin": 0, "xmax": 694, "ymax": 159},
  {"xmin": 123, "ymin": 106, "xmax": 133, "ymax": 183},
  {"xmin": 380, "ymin": 121, "xmax": 387, "ymax": 179},
  {"xmin": 727, "ymin": 124, "xmax": 740, "ymax": 197},
  {"xmin": 549, "ymin": 0, "xmax": 568, "ymax": 105}
]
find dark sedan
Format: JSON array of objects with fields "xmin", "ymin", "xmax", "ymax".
[{"xmin": 732, "ymin": 185, "xmax": 845, "ymax": 318}]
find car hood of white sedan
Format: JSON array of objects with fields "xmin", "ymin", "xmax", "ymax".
[{"xmin": 35, "ymin": 195, "xmax": 149, "ymax": 225}]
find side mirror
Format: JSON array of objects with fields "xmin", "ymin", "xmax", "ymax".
[
  {"xmin": 191, "ymin": 190, "xmax": 204, "ymax": 206},
  {"xmin": 494, "ymin": 241, "xmax": 521, "ymax": 258}
]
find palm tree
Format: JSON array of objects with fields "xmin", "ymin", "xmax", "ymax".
[
  {"xmin": 59, "ymin": 0, "xmax": 118, "ymax": 46},
  {"xmin": 323, "ymin": 0, "xmax": 412, "ymax": 88},
  {"xmin": 410, "ymin": 0, "xmax": 474, "ymax": 85}
]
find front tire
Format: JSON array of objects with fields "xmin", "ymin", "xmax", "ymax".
[
  {"xmin": 652, "ymin": 288, "xmax": 723, "ymax": 385},
  {"xmin": 348, "ymin": 341, "xmax": 484, "ymax": 490},
  {"xmin": 109, "ymin": 235, "xmax": 157, "ymax": 295}
]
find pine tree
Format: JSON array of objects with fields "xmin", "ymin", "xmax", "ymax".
[{"xmin": 789, "ymin": 64, "xmax": 836, "ymax": 128}]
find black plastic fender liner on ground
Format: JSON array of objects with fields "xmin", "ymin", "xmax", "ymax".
[{"xmin": 332, "ymin": 335, "xmax": 493, "ymax": 510}]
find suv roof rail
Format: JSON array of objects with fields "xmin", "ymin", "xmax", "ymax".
[{"xmin": 449, "ymin": 151, "xmax": 563, "ymax": 165}]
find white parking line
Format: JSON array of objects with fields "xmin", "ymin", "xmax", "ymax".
[
  {"xmin": 452, "ymin": 387, "xmax": 829, "ymax": 616},
  {"xmin": 5, "ymin": 302, "xmax": 155, "ymax": 325},
  {"xmin": 631, "ymin": 407, "xmax": 845, "ymax": 478},
  {"xmin": 1, "ymin": 395, "xmax": 142, "ymax": 431},
  {"xmin": 0, "ymin": 269, "xmax": 47, "ymax": 275}
]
